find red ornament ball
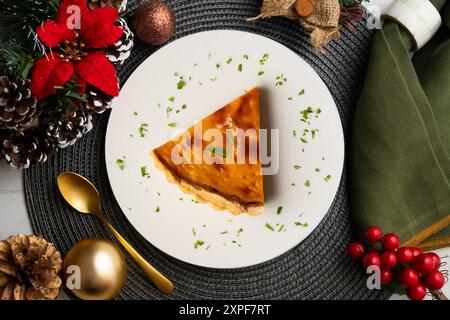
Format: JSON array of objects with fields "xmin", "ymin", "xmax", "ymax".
[
  {"xmin": 380, "ymin": 268, "xmax": 392, "ymax": 284},
  {"xmin": 427, "ymin": 252, "xmax": 441, "ymax": 269},
  {"xmin": 398, "ymin": 267, "xmax": 420, "ymax": 288},
  {"xmin": 364, "ymin": 226, "xmax": 382, "ymax": 243},
  {"xmin": 411, "ymin": 247, "xmax": 422, "ymax": 258},
  {"xmin": 381, "ymin": 233, "xmax": 400, "ymax": 251},
  {"xmin": 363, "ymin": 251, "xmax": 381, "ymax": 270},
  {"xmin": 132, "ymin": 0, "xmax": 176, "ymax": 46},
  {"xmin": 397, "ymin": 247, "xmax": 414, "ymax": 265},
  {"xmin": 381, "ymin": 251, "xmax": 398, "ymax": 269},
  {"xmin": 413, "ymin": 253, "xmax": 435, "ymax": 275},
  {"xmin": 347, "ymin": 242, "xmax": 365, "ymax": 260},
  {"xmin": 406, "ymin": 284, "xmax": 427, "ymax": 301},
  {"xmin": 423, "ymin": 270, "xmax": 445, "ymax": 291}
]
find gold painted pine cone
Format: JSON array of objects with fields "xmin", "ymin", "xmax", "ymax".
[{"xmin": 0, "ymin": 234, "xmax": 63, "ymax": 300}]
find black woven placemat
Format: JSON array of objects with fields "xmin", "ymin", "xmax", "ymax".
[{"xmin": 24, "ymin": 0, "xmax": 388, "ymax": 300}]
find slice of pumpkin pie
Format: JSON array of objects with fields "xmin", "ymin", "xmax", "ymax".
[{"xmin": 150, "ymin": 87, "xmax": 264, "ymax": 215}]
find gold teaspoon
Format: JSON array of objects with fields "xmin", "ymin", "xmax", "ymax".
[{"xmin": 57, "ymin": 172, "xmax": 174, "ymax": 295}]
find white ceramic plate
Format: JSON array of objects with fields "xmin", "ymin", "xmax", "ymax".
[{"xmin": 105, "ymin": 30, "xmax": 344, "ymax": 269}]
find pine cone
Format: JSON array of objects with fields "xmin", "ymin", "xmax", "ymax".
[
  {"xmin": 0, "ymin": 76, "xmax": 39, "ymax": 130},
  {"xmin": 87, "ymin": 0, "xmax": 127, "ymax": 12},
  {"xmin": 106, "ymin": 17, "xmax": 134, "ymax": 65},
  {"xmin": 45, "ymin": 108, "xmax": 93, "ymax": 148},
  {"xmin": 80, "ymin": 86, "xmax": 115, "ymax": 114},
  {"xmin": 2, "ymin": 128, "xmax": 57, "ymax": 169},
  {"xmin": 0, "ymin": 234, "xmax": 62, "ymax": 300}
]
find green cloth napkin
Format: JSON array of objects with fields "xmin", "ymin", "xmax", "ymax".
[{"xmin": 351, "ymin": 0, "xmax": 450, "ymax": 249}]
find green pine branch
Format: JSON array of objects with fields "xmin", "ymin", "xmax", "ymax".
[
  {"xmin": 0, "ymin": 40, "xmax": 37, "ymax": 79},
  {"xmin": 0, "ymin": 0, "xmax": 61, "ymax": 49},
  {"xmin": 40, "ymin": 80, "xmax": 88, "ymax": 122}
]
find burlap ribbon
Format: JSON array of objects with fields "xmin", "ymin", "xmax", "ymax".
[{"xmin": 249, "ymin": 0, "xmax": 341, "ymax": 53}]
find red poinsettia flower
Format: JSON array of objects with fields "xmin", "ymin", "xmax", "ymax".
[{"xmin": 31, "ymin": 0, "xmax": 123, "ymax": 100}]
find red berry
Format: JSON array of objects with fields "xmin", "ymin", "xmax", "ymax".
[
  {"xmin": 428, "ymin": 253, "xmax": 441, "ymax": 269},
  {"xmin": 411, "ymin": 247, "xmax": 422, "ymax": 258},
  {"xmin": 397, "ymin": 247, "xmax": 414, "ymax": 264},
  {"xmin": 423, "ymin": 270, "xmax": 445, "ymax": 291},
  {"xmin": 381, "ymin": 233, "xmax": 400, "ymax": 251},
  {"xmin": 380, "ymin": 268, "xmax": 392, "ymax": 284},
  {"xmin": 347, "ymin": 242, "xmax": 365, "ymax": 260},
  {"xmin": 406, "ymin": 284, "xmax": 427, "ymax": 301},
  {"xmin": 381, "ymin": 251, "xmax": 398, "ymax": 269},
  {"xmin": 364, "ymin": 226, "xmax": 382, "ymax": 243},
  {"xmin": 398, "ymin": 267, "xmax": 420, "ymax": 288},
  {"xmin": 413, "ymin": 253, "xmax": 435, "ymax": 274},
  {"xmin": 363, "ymin": 251, "xmax": 382, "ymax": 270}
]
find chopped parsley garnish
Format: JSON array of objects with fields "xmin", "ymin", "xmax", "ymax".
[
  {"xmin": 293, "ymin": 165, "xmax": 301, "ymax": 170},
  {"xmin": 181, "ymin": 104, "xmax": 187, "ymax": 110},
  {"xmin": 275, "ymin": 73, "xmax": 287, "ymax": 86},
  {"xmin": 194, "ymin": 240, "xmax": 204, "ymax": 249},
  {"xmin": 178, "ymin": 197, "xmax": 184, "ymax": 201},
  {"xmin": 210, "ymin": 76, "xmax": 217, "ymax": 81},
  {"xmin": 300, "ymin": 137, "xmax": 308, "ymax": 144},
  {"xmin": 192, "ymin": 228, "xmax": 196, "ymax": 236},
  {"xmin": 177, "ymin": 80, "xmax": 185, "ymax": 90},
  {"xmin": 304, "ymin": 180, "xmax": 311, "ymax": 187},
  {"xmin": 237, "ymin": 64, "xmax": 243, "ymax": 72},
  {"xmin": 291, "ymin": 182, "xmax": 296, "ymax": 187},
  {"xmin": 220, "ymin": 230, "xmax": 228, "ymax": 235},
  {"xmin": 298, "ymin": 89, "xmax": 305, "ymax": 96},
  {"xmin": 138, "ymin": 123, "xmax": 149, "ymax": 137},
  {"xmin": 155, "ymin": 206, "xmax": 160, "ymax": 213},
  {"xmin": 133, "ymin": 111, "xmax": 138, "ymax": 116},
  {"xmin": 324, "ymin": 175, "xmax": 332, "ymax": 182},
  {"xmin": 216, "ymin": 63, "xmax": 221, "ymax": 69},
  {"xmin": 243, "ymin": 54, "xmax": 249, "ymax": 60},
  {"xmin": 226, "ymin": 57, "xmax": 233, "ymax": 64},
  {"xmin": 115, "ymin": 159, "xmax": 125, "ymax": 170},
  {"xmin": 294, "ymin": 222, "xmax": 309, "ymax": 227},
  {"xmin": 278, "ymin": 224, "xmax": 285, "ymax": 232},
  {"xmin": 206, "ymin": 147, "xmax": 227, "ymax": 158},
  {"xmin": 300, "ymin": 107, "xmax": 314, "ymax": 120},
  {"xmin": 236, "ymin": 228, "xmax": 243, "ymax": 236},
  {"xmin": 277, "ymin": 206, "xmax": 283, "ymax": 214},
  {"xmin": 259, "ymin": 53, "xmax": 269, "ymax": 65},
  {"xmin": 288, "ymin": 97, "xmax": 293, "ymax": 100},
  {"xmin": 265, "ymin": 223, "xmax": 275, "ymax": 231},
  {"xmin": 166, "ymin": 107, "xmax": 173, "ymax": 118},
  {"xmin": 167, "ymin": 122, "xmax": 176, "ymax": 127},
  {"xmin": 258, "ymin": 71, "xmax": 265, "ymax": 76},
  {"xmin": 168, "ymin": 96, "xmax": 175, "ymax": 102},
  {"xmin": 315, "ymin": 168, "xmax": 320, "ymax": 173},
  {"xmin": 140, "ymin": 166, "xmax": 150, "ymax": 178},
  {"xmin": 292, "ymin": 130, "xmax": 297, "ymax": 137}
]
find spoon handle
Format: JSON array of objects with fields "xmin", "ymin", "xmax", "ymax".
[{"xmin": 97, "ymin": 215, "xmax": 174, "ymax": 294}]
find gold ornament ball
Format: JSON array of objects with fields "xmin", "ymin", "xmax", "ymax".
[
  {"xmin": 132, "ymin": 0, "xmax": 176, "ymax": 46},
  {"xmin": 63, "ymin": 238, "xmax": 127, "ymax": 300}
]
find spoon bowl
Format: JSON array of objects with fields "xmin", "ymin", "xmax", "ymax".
[{"xmin": 58, "ymin": 172, "xmax": 101, "ymax": 215}]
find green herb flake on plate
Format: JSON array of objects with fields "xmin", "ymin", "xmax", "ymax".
[
  {"xmin": 194, "ymin": 240, "xmax": 204, "ymax": 249},
  {"xmin": 115, "ymin": 159, "xmax": 125, "ymax": 170},
  {"xmin": 265, "ymin": 223, "xmax": 274, "ymax": 231},
  {"xmin": 138, "ymin": 123, "xmax": 149, "ymax": 137},
  {"xmin": 276, "ymin": 206, "xmax": 283, "ymax": 214}
]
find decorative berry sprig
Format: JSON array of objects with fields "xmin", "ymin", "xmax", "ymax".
[{"xmin": 348, "ymin": 226, "xmax": 448, "ymax": 300}]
